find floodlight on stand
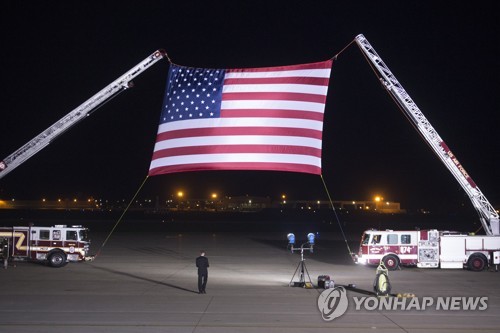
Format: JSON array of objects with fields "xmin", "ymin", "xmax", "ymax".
[
  {"xmin": 287, "ymin": 232, "xmax": 317, "ymax": 288},
  {"xmin": 307, "ymin": 233, "xmax": 315, "ymax": 245},
  {"xmin": 307, "ymin": 233, "xmax": 316, "ymax": 253}
]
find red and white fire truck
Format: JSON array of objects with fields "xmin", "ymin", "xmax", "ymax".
[
  {"xmin": 350, "ymin": 36, "xmax": 500, "ymax": 272},
  {"xmin": 0, "ymin": 225, "xmax": 92, "ymax": 268},
  {"xmin": 0, "ymin": 54, "xmax": 164, "ymax": 266},
  {"xmin": 353, "ymin": 229, "xmax": 500, "ymax": 271}
]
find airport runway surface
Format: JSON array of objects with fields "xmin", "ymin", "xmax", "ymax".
[{"xmin": 1, "ymin": 230, "xmax": 499, "ymax": 332}]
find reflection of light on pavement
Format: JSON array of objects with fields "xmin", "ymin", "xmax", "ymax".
[{"xmin": 170, "ymin": 267, "xmax": 292, "ymax": 286}]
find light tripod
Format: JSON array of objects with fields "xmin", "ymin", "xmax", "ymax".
[{"xmin": 289, "ymin": 243, "xmax": 314, "ymax": 287}]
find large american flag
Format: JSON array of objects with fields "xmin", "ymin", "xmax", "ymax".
[{"xmin": 149, "ymin": 60, "xmax": 333, "ymax": 176}]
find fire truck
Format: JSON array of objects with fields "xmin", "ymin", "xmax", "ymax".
[
  {"xmin": 350, "ymin": 36, "xmax": 499, "ymax": 271},
  {"xmin": 353, "ymin": 229, "xmax": 500, "ymax": 271},
  {"xmin": 0, "ymin": 53, "xmax": 164, "ymax": 266},
  {"xmin": 0, "ymin": 225, "xmax": 91, "ymax": 267}
]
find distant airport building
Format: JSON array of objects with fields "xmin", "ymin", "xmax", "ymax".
[
  {"xmin": 0, "ymin": 197, "xmax": 403, "ymax": 214},
  {"xmin": 273, "ymin": 199, "xmax": 402, "ymax": 214},
  {"xmin": 0, "ymin": 198, "xmax": 97, "ymax": 210}
]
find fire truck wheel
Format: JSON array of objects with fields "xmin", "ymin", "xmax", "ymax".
[
  {"xmin": 48, "ymin": 251, "xmax": 68, "ymax": 268},
  {"xmin": 467, "ymin": 254, "xmax": 487, "ymax": 272},
  {"xmin": 382, "ymin": 254, "xmax": 400, "ymax": 271}
]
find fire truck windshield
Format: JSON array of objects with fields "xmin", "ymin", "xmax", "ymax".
[
  {"xmin": 79, "ymin": 229, "xmax": 89, "ymax": 242},
  {"xmin": 361, "ymin": 233, "xmax": 370, "ymax": 245}
]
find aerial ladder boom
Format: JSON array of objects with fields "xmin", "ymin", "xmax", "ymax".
[
  {"xmin": 354, "ymin": 34, "xmax": 499, "ymax": 235},
  {"xmin": 0, "ymin": 50, "xmax": 166, "ymax": 180}
]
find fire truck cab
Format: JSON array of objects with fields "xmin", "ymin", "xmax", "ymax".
[
  {"xmin": 0, "ymin": 225, "xmax": 91, "ymax": 268},
  {"xmin": 353, "ymin": 229, "xmax": 500, "ymax": 271}
]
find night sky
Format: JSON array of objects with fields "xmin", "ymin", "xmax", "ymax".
[{"xmin": 1, "ymin": 1, "xmax": 499, "ymax": 212}]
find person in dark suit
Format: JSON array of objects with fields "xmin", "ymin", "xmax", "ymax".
[
  {"xmin": 1, "ymin": 238, "xmax": 9, "ymax": 269},
  {"xmin": 196, "ymin": 250, "xmax": 209, "ymax": 294}
]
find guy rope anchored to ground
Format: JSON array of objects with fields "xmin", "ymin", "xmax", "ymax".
[{"xmin": 93, "ymin": 175, "xmax": 150, "ymax": 260}]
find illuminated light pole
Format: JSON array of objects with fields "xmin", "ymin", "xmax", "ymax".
[
  {"xmin": 374, "ymin": 196, "xmax": 384, "ymax": 211},
  {"xmin": 176, "ymin": 191, "xmax": 186, "ymax": 211}
]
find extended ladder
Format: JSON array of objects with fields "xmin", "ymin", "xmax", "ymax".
[
  {"xmin": 355, "ymin": 34, "xmax": 499, "ymax": 235},
  {"xmin": 0, "ymin": 50, "xmax": 166, "ymax": 179}
]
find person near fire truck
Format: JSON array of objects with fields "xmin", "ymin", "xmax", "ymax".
[
  {"xmin": 1, "ymin": 238, "xmax": 8, "ymax": 269},
  {"xmin": 196, "ymin": 250, "xmax": 209, "ymax": 294}
]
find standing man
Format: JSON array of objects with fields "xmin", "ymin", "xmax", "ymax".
[
  {"xmin": 196, "ymin": 250, "xmax": 209, "ymax": 294},
  {"xmin": 1, "ymin": 238, "xmax": 9, "ymax": 269}
]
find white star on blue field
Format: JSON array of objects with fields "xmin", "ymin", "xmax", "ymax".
[{"xmin": 161, "ymin": 65, "xmax": 225, "ymax": 123}]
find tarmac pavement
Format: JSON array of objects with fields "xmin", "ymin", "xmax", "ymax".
[{"xmin": 1, "ymin": 230, "xmax": 499, "ymax": 332}]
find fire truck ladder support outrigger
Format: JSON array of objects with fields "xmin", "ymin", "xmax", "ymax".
[
  {"xmin": 0, "ymin": 50, "xmax": 166, "ymax": 180},
  {"xmin": 354, "ymin": 34, "xmax": 499, "ymax": 236}
]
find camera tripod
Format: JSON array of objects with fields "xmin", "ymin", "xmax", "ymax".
[{"xmin": 289, "ymin": 244, "xmax": 314, "ymax": 287}]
